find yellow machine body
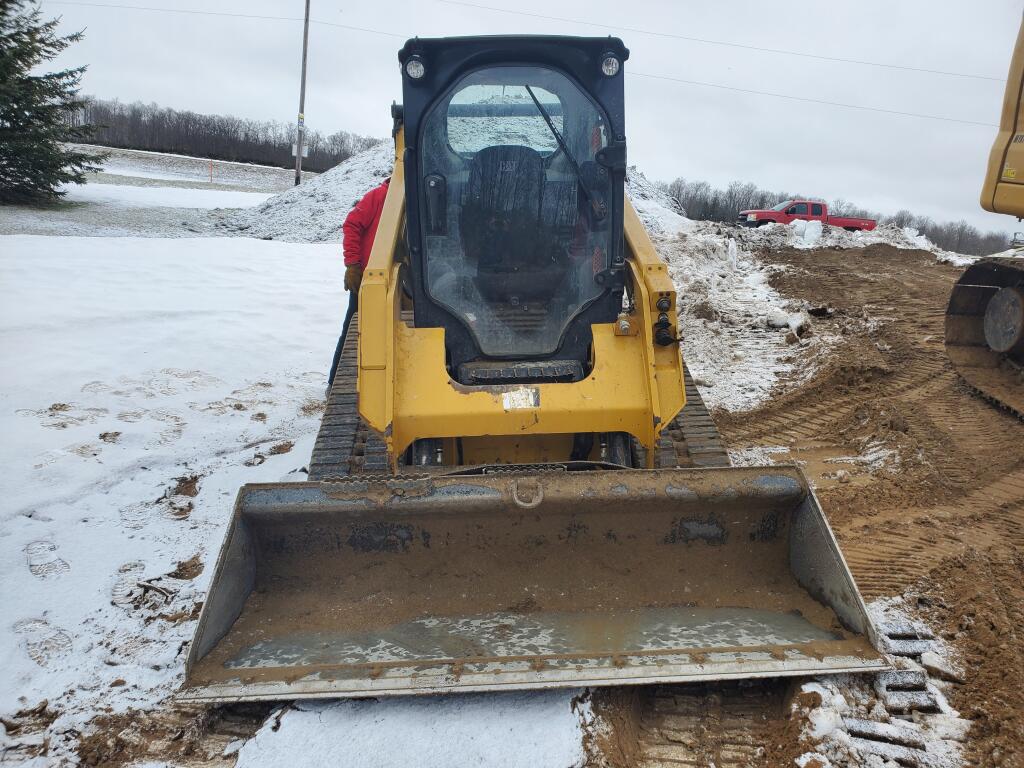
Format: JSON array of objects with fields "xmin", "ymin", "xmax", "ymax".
[
  {"xmin": 357, "ymin": 130, "xmax": 684, "ymax": 467},
  {"xmin": 982, "ymin": 17, "xmax": 1024, "ymax": 216},
  {"xmin": 180, "ymin": 35, "xmax": 885, "ymax": 703}
]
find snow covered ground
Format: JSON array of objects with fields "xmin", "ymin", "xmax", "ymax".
[
  {"xmin": 73, "ymin": 144, "xmax": 305, "ymax": 192},
  {"xmin": 237, "ymin": 693, "xmax": 593, "ymax": 768},
  {"xmin": 0, "ymin": 235, "xmax": 342, "ymax": 763},
  {"xmin": 62, "ymin": 182, "xmax": 272, "ymax": 209},
  {"xmin": 0, "ymin": 146, "xmax": 296, "ymax": 239}
]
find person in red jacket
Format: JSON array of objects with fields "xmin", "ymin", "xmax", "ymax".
[
  {"xmin": 328, "ymin": 178, "xmax": 390, "ymax": 392},
  {"xmin": 342, "ymin": 177, "xmax": 390, "ymax": 291}
]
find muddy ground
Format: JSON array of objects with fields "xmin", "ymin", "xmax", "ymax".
[{"xmin": 718, "ymin": 244, "xmax": 1024, "ymax": 766}]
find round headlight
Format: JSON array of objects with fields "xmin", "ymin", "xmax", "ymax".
[
  {"xmin": 601, "ymin": 56, "xmax": 620, "ymax": 77},
  {"xmin": 405, "ymin": 57, "xmax": 425, "ymax": 80}
]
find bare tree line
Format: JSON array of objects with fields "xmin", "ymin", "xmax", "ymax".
[
  {"xmin": 664, "ymin": 178, "xmax": 1010, "ymax": 256},
  {"xmin": 72, "ymin": 98, "xmax": 380, "ymax": 173}
]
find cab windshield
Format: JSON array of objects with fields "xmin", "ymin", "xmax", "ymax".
[
  {"xmin": 771, "ymin": 200, "xmax": 794, "ymax": 211},
  {"xmin": 419, "ymin": 65, "xmax": 613, "ymax": 358}
]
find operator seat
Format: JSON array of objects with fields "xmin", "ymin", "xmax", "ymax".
[{"xmin": 460, "ymin": 144, "xmax": 567, "ymax": 303}]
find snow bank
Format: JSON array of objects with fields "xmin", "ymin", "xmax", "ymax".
[
  {"xmin": 237, "ymin": 692, "xmax": 591, "ymax": 768},
  {"xmin": 63, "ymin": 182, "xmax": 273, "ymax": 209},
  {"xmin": 664, "ymin": 226, "xmax": 805, "ymax": 411},
  {"xmin": 218, "ymin": 135, "xmax": 980, "ymax": 273},
  {"xmin": 0, "ymin": 235, "xmax": 344, "ymax": 761},
  {"xmin": 626, "ymin": 166, "xmax": 691, "ymax": 236},
  {"xmin": 623, "ymin": 172, "xmax": 811, "ymax": 411},
  {"xmin": 224, "ymin": 140, "xmax": 391, "ymax": 242},
  {"xmin": 736, "ymin": 219, "xmax": 977, "ymax": 265}
]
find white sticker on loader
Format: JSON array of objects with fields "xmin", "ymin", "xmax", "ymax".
[{"xmin": 502, "ymin": 387, "xmax": 540, "ymax": 410}]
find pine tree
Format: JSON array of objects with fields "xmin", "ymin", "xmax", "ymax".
[{"xmin": 0, "ymin": 0, "xmax": 102, "ymax": 203}]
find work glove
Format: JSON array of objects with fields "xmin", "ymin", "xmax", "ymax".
[{"xmin": 344, "ymin": 264, "xmax": 363, "ymax": 292}]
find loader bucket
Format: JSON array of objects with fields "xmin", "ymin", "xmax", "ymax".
[{"xmin": 180, "ymin": 466, "xmax": 885, "ymax": 702}]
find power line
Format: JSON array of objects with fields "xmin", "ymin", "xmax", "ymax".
[
  {"xmin": 630, "ymin": 70, "xmax": 998, "ymax": 128},
  {"xmin": 45, "ymin": 0, "xmax": 406, "ymax": 37},
  {"xmin": 439, "ymin": 0, "xmax": 1006, "ymax": 84},
  {"xmin": 45, "ymin": 0, "xmax": 998, "ymax": 128}
]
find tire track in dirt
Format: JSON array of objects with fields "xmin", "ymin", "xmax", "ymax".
[
  {"xmin": 629, "ymin": 682, "xmax": 797, "ymax": 767},
  {"xmin": 712, "ymin": 243, "xmax": 1024, "ymax": 766},
  {"xmin": 720, "ymin": 246, "xmax": 1024, "ymax": 597}
]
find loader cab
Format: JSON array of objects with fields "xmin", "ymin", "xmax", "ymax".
[{"xmin": 399, "ymin": 36, "xmax": 629, "ymax": 384}]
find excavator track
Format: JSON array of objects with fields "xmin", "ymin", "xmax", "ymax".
[
  {"xmin": 953, "ymin": 362, "xmax": 1024, "ymax": 421},
  {"xmin": 945, "ymin": 257, "xmax": 1024, "ymax": 420},
  {"xmin": 309, "ymin": 314, "xmax": 731, "ymax": 479}
]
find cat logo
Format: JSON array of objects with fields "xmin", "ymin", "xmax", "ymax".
[
  {"xmin": 498, "ymin": 161, "xmax": 518, "ymax": 172},
  {"xmin": 1004, "ymin": 166, "xmax": 1018, "ymax": 179}
]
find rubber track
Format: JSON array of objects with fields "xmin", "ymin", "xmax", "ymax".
[
  {"xmin": 660, "ymin": 367, "xmax": 731, "ymax": 468},
  {"xmin": 308, "ymin": 314, "xmax": 388, "ymax": 480},
  {"xmin": 309, "ymin": 314, "xmax": 730, "ymax": 478}
]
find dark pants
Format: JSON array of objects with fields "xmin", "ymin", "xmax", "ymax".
[{"xmin": 327, "ymin": 293, "xmax": 357, "ymax": 390}]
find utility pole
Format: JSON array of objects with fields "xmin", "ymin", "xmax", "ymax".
[{"xmin": 294, "ymin": 0, "xmax": 311, "ymax": 186}]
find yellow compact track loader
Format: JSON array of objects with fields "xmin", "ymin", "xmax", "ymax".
[
  {"xmin": 947, "ymin": 16, "xmax": 1024, "ymax": 418},
  {"xmin": 181, "ymin": 36, "xmax": 884, "ymax": 702}
]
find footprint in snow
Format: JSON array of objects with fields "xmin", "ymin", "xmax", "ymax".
[
  {"xmin": 24, "ymin": 541, "xmax": 70, "ymax": 579},
  {"xmin": 13, "ymin": 618, "xmax": 72, "ymax": 667},
  {"xmin": 149, "ymin": 409, "xmax": 186, "ymax": 445},
  {"xmin": 114, "ymin": 408, "xmax": 186, "ymax": 446},
  {"xmin": 111, "ymin": 561, "xmax": 146, "ymax": 606},
  {"xmin": 118, "ymin": 502, "xmax": 151, "ymax": 531},
  {"xmin": 15, "ymin": 403, "xmax": 108, "ymax": 430},
  {"xmin": 83, "ymin": 369, "xmax": 220, "ymax": 398},
  {"xmin": 31, "ymin": 442, "xmax": 102, "ymax": 469}
]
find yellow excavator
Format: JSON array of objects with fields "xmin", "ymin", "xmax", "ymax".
[
  {"xmin": 946, "ymin": 17, "xmax": 1024, "ymax": 418},
  {"xmin": 180, "ymin": 36, "xmax": 884, "ymax": 702}
]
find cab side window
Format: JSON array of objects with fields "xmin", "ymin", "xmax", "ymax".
[
  {"xmin": 811, "ymin": 203, "xmax": 823, "ymax": 216},
  {"xmin": 788, "ymin": 203, "xmax": 808, "ymax": 215}
]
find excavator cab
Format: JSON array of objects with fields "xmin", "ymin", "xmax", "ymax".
[{"xmin": 180, "ymin": 36, "xmax": 885, "ymax": 703}]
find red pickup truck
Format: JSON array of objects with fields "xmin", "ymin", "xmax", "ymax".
[{"xmin": 738, "ymin": 200, "xmax": 877, "ymax": 231}]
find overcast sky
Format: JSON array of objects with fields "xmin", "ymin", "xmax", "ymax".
[{"xmin": 42, "ymin": 0, "xmax": 1022, "ymax": 234}]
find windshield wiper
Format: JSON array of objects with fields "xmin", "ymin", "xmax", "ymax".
[{"xmin": 524, "ymin": 85, "xmax": 605, "ymax": 220}]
